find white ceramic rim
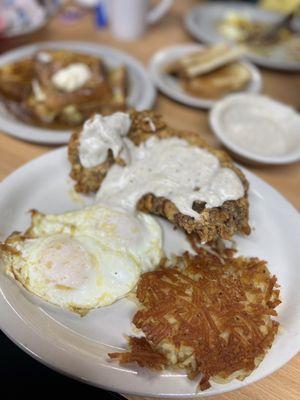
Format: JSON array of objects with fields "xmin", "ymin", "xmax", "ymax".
[
  {"xmin": 2, "ymin": 0, "xmax": 61, "ymax": 38},
  {"xmin": 0, "ymin": 41, "xmax": 156, "ymax": 145},
  {"xmin": 184, "ymin": 1, "xmax": 300, "ymax": 72},
  {"xmin": 209, "ymin": 94, "xmax": 300, "ymax": 165},
  {"xmin": 0, "ymin": 147, "xmax": 300, "ymax": 397},
  {"xmin": 148, "ymin": 44, "xmax": 262, "ymax": 109}
]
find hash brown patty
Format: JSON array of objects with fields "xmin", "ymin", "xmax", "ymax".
[{"xmin": 109, "ymin": 249, "xmax": 280, "ymax": 391}]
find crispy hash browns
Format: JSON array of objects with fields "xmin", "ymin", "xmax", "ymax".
[{"xmin": 109, "ymin": 249, "xmax": 280, "ymax": 391}]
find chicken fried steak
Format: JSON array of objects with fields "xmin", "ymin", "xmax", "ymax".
[{"xmin": 68, "ymin": 110, "xmax": 250, "ymax": 243}]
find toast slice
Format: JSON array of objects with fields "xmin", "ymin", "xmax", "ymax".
[
  {"xmin": 166, "ymin": 44, "xmax": 250, "ymax": 100},
  {"xmin": 182, "ymin": 62, "xmax": 251, "ymax": 99},
  {"xmin": 167, "ymin": 44, "xmax": 247, "ymax": 78}
]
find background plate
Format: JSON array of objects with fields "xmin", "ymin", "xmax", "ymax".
[
  {"xmin": 0, "ymin": 148, "xmax": 300, "ymax": 397},
  {"xmin": 185, "ymin": 2, "xmax": 300, "ymax": 71},
  {"xmin": 0, "ymin": 41, "xmax": 156, "ymax": 145},
  {"xmin": 149, "ymin": 44, "xmax": 262, "ymax": 109}
]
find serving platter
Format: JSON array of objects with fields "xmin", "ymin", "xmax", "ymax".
[
  {"xmin": 0, "ymin": 147, "xmax": 299, "ymax": 397},
  {"xmin": 0, "ymin": 41, "xmax": 156, "ymax": 145}
]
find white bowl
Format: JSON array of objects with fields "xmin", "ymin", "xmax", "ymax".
[{"xmin": 209, "ymin": 94, "xmax": 300, "ymax": 165}]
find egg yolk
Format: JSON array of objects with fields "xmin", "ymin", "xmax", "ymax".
[{"xmin": 39, "ymin": 238, "xmax": 90, "ymax": 289}]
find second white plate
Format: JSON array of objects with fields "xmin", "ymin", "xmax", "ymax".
[
  {"xmin": 149, "ymin": 44, "xmax": 262, "ymax": 109},
  {"xmin": 0, "ymin": 41, "xmax": 156, "ymax": 145},
  {"xmin": 184, "ymin": 2, "xmax": 300, "ymax": 71}
]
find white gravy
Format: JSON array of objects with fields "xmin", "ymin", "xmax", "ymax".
[
  {"xmin": 96, "ymin": 136, "xmax": 244, "ymax": 219},
  {"xmin": 79, "ymin": 113, "xmax": 131, "ymax": 168},
  {"xmin": 218, "ymin": 95, "xmax": 300, "ymax": 157}
]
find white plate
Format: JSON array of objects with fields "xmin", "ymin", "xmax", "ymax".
[
  {"xmin": 2, "ymin": 0, "xmax": 61, "ymax": 38},
  {"xmin": 210, "ymin": 93, "xmax": 300, "ymax": 165},
  {"xmin": 185, "ymin": 2, "xmax": 300, "ymax": 71},
  {"xmin": 149, "ymin": 44, "xmax": 262, "ymax": 109},
  {"xmin": 0, "ymin": 41, "xmax": 156, "ymax": 145},
  {"xmin": 0, "ymin": 148, "xmax": 300, "ymax": 397}
]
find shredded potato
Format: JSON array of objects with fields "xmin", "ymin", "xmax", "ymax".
[{"xmin": 109, "ymin": 248, "xmax": 280, "ymax": 391}]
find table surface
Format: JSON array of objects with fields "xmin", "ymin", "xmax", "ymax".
[{"xmin": 0, "ymin": 1, "xmax": 299, "ymax": 399}]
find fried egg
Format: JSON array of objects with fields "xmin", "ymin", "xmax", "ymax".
[
  {"xmin": 2, "ymin": 204, "xmax": 163, "ymax": 314},
  {"xmin": 28, "ymin": 203, "xmax": 162, "ymax": 273}
]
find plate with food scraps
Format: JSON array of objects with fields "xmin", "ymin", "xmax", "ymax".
[
  {"xmin": 0, "ymin": 41, "xmax": 156, "ymax": 145},
  {"xmin": 0, "ymin": 117, "xmax": 300, "ymax": 398},
  {"xmin": 149, "ymin": 44, "xmax": 262, "ymax": 109},
  {"xmin": 185, "ymin": 2, "xmax": 300, "ymax": 71}
]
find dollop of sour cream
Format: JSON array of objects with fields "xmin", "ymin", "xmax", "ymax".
[
  {"xmin": 79, "ymin": 112, "xmax": 132, "ymax": 168},
  {"xmin": 36, "ymin": 51, "xmax": 53, "ymax": 63},
  {"xmin": 52, "ymin": 63, "xmax": 92, "ymax": 92},
  {"xmin": 95, "ymin": 136, "xmax": 244, "ymax": 218}
]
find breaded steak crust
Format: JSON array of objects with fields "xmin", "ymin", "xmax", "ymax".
[
  {"xmin": 68, "ymin": 110, "xmax": 250, "ymax": 242},
  {"xmin": 68, "ymin": 110, "xmax": 167, "ymax": 193}
]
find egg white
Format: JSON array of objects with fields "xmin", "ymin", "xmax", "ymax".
[
  {"xmin": 4, "ymin": 234, "xmax": 142, "ymax": 314},
  {"xmin": 28, "ymin": 203, "xmax": 163, "ymax": 273},
  {"xmin": 2, "ymin": 204, "xmax": 163, "ymax": 314}
]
